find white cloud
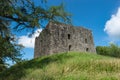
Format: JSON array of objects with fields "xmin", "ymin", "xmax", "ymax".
[
  {"xmin": 18, "ymin": 29, "xmax": 42, "ymax": 48},
  {"xmin": 104, "ymin": 7, "xmax": 120, "ymax": 39}
]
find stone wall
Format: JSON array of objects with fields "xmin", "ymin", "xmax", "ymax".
[{"xmin": 34, "ymin": 22, "xmax": 96, "ymax": 58}]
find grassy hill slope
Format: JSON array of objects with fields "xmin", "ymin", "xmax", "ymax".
[{"xmin": 1, "ymin": 52, "xmax": 120, "ymax": 80}]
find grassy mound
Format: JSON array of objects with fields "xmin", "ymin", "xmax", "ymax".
[{"xmin": 1, "ymin": 52, "xmax": 120, "ymax": 80}]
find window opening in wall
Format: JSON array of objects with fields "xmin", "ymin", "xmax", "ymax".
[
  {"xmin": 85, "ymin": 39, "xmax": 87, "ymax": 43},
  {"xmin": 90, "ymin": 36, "xmax": 92, "ymax": 40},
  {"xmin": 68, "ymin": 34, "xmax": 70, "ymax": 39},
  {"xmin": 89, "ymin": 36, "xmax": 92, "ymax": 42},
  {"xmin": 40, "ymin": 39, "xmax": 42, "ymax": 42},
  {"xmin": 69, "ymin": 45, "xmax": 71, "ymax": 51},
  {"xmin": 86, "ymin": 48, "xmax": 89, "ymax": 52}
]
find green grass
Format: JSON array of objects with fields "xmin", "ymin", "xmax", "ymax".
[{"xmin": 1, "ymin": 52, "xmax": 120, "ymax": 80}]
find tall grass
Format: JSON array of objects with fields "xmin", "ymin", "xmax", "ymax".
[{"xmin": 0, "ymin": 52, "xmax": 120, "ymax": 80}]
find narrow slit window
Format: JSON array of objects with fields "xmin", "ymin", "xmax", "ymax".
[
  {"xmin": 85, "ymin": 39, "xmax": 87, "ymax": 43},
  {"xmin": 68, "ymin": 34, "xmax": 70, "ymax": 39}
]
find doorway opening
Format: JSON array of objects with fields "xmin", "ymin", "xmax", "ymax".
[
  {"xmin": 86, "ymin": 48, "xmax": 89, "ymax": 52},
  {"xmin": 69, "ymin": 45, "xmax": 72, "ymax": 51}
]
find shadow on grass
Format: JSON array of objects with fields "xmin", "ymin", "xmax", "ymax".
[{"xmin": 0, "ymin": 52, "xmax": 72, "ymax": 80}]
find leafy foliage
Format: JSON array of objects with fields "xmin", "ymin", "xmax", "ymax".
[
  {"xmin": 0, "ymin": 0, "xmax": 71, "ymax": 31},
  {"xmin": 96, "ymin": 43, "xmax": 120, "ymax": 58},
  {"xmin": 0, "ymin": 0, "xmax": 71, "ymax": 72}
]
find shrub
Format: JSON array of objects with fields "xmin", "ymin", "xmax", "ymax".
[
  {"xmin": 96, "ymin": 46, "xmax": 109, "ymax": 56},
  {"xmin": 96, "ymin": 43, "xmax": 120, "ymax": 58}
]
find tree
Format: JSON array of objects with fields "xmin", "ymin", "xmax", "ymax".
[
  {"xmin": 96, "ymin": 43, "xmax": 120, "ymax": 58},
  {"xmin": 0, "ymin": 0, "xmax": 71, "ymax": 72}
]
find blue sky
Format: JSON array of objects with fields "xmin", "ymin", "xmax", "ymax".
[{"xmin": 17, "ymin": 0, "xmax": 120, "ymax": 60}]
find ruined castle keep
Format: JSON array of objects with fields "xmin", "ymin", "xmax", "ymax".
[{"xmin": 34, "ymin": 22, "xmax": 96, "ymax": 58}]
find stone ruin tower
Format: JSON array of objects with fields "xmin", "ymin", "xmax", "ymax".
[{"xmin": 34, "ymin": 22, "xmax": 96, "ymax": 58}]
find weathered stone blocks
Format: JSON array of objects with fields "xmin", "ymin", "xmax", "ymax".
[{"xmin": 34, "ymin": 22, "xmax": 96, "ymax": 58}]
